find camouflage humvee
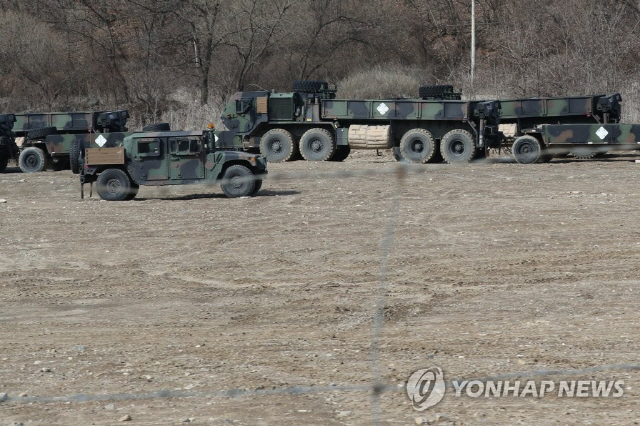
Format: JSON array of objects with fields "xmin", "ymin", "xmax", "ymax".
[
  {"xmin": 13, "ymin": 110, "xmax": 130, "ymax": 173},
  {"xmin": 511, "ymin": 123, "xmax": 640, "ymax": 164},
  {"xmin": 215, "ymin": 80, "xmax": 502, "ymax": 164},
  {"xmin": 0, "ymin": 114, "xmax": 19, "ymax": 172},
  {"xmin": 80, "ymin": 129, "xmax": 267, "ymax": 200}
]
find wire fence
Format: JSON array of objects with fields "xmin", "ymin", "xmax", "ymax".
[{"xmin": 2, "ymin": 158, "xmax": 640, "ymax": 424}]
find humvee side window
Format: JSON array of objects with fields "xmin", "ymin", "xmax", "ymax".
[
  {"xmin": 170, "ymin": 138, "xmax": 201, "ymax": 155},
  {"xmin": 236, "ymin": 99, "xmax": 251, "ymax": 114},
  {"xmin": 137, "ymin": 138, "xmax": 161, "ymax": 156}
]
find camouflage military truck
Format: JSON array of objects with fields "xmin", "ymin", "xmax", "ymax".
[
  {"xmin": 216, "ymin": 81, "xmax": 502, "ymax": 164},
  {"xmin": 511, "ymin": 123, "xmax": 640, "ymax": 164},
  {"xmin": 498, "ymin": 93, "xmax": 622, "ymax": 160},
  {"xmin": 80, "ymin": 129, "xmax": 267, "ymax": 201},
  {"xmin": 12, "ymin": 110, "xmax": 130, "ymax": 173},
  {"xmin": 0, "ymin": 114, "xmax": 19, "ymax": 172}
]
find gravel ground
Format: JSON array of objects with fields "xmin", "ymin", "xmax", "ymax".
[{"xmin": 1, "ymin": 151, "xmax": 639, "ymax": 425}]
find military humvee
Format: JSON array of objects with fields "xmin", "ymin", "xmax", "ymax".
[{"xmin": 80, "ymin": 129, "xmax": 267, "ymax": 200}]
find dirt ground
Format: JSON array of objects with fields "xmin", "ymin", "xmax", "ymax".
[{"xmin": 1, "ymin": 151, "xmax": 639, "ymax": 425}]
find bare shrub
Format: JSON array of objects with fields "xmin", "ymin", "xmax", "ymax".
[{"xmin": 336, "ymin": 65, "xmax": 433, "ymax": 99}]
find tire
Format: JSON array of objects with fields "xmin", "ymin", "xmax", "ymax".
[
  {"xmin": 27, "ymin": 127, "xmax": 56, "ymax": 140},
  {"xmin": 0, "ymin": 153, "xmax": 8, "ymax": 173},
  {"xmin": 292, "ymin": 80, "xmax": 328, "ymax": 93},
  {"xmin": 399, "ymin": 129, "xmax": 435, "ymax": 164},
  {"xmin": 125, "ymin": 183, "xmax": 139, "ymax": 200},
  {"xmin": 512, "ymin": 135, "xmax": 542, "ymax": 164},
  {"xmin": 250, "ymin": 179, "xmax": 263, "ymax": 195},
  {"xmin": 96, "ymin": 168, "xmax": 133, "ymax": 201},
  {"xmin": 440, "ymin": 129, "xmax": 476, "ymax": 164},
  {"xmin": 19, "ymin": 147, "xmax": 47, "ymax": 173},
  {"xmin": 259, "ymin": 128, "xmax": 296, "ymax": 163},
  {"xmin": 221, "ymin": 164, "xmax": 256, "ymax": 198},
  {"xmin": 419, "ymin": 85, "xmax": 454, "ymax": 99},
  {"xmin": 330, "ymin": 145, "xmax": 351, "ymax": 162},
  {"xmin": 142, "ymin": 123, "xmax": 170, "ymax": 132},
  {"xmin": 70, "ymin": 139, "xmax": 84, "ymax": 174},
  {"xmin": 299, "ymin": 128, "xmax": 336, "ymax": 161},
  {"xmin": 571, "ymin": 148, "xmax": 597, "ymax": 160},
  {"xmin": 427, "ymin": 145, "xmax": 444, "ymax": 163}
]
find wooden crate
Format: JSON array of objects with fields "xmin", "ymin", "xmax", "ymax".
[{"xmin": 85, "ymin": 147, "xmax": 125, "ymax": 165}]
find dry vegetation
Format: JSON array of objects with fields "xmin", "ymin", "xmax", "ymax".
[{"xmin": 1, "ymin": 0, "xmax": 640, "ymax": 121}]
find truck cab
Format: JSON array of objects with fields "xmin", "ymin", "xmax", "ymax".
[{"xmin": 80, "ymin": 129, "xmax": 267, "ymax": 200}]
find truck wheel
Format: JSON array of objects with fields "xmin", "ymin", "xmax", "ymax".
[
  {"xmin": 571, "ymin": 148, "xmax": 597, "ymax": 160},
  {"xmin": 299, "ymin": 128, "xmax": 335, "ymax": 161},
  {"xmin": 221, "ymin": 165, "xmax": 256, "ymax": 198},
  {"xmin": 250, "ymin": 179, "xmax": 263, "ymax": 195},
  {"xmin": 142, "ymin": 123, "xmax": 170, "ymax": 132},
  {"xmin": 399, "ymin": 128, "xmax": 435, "ymax": 163},
  {"xmin": 512, "ymin": 135, "xmax": 541, "ymax": 164},
  {"xmin": 96, "ymin": 168, "xmax": 133, "ymax": 201},
  {"xmin": 19, "ymin": 147, "xmax": 47, "ymax": 173},
  {"xmin": 441, "ymin": 129, "xmax": 476, "ymax": 164},
  {"xmin": 26, "ymin": 127, "xmax": 56, "ymax": 140},
  {"xmin": 330, "ymin": 146, "xmax": 351, "ymax": 162},
  {"xmin": 70, "ymin": 139, "xmax": 84, "ymax": 174},
  {"xmin": 260, "ymin": 128, "xmax": 296, "ymax": 162}
]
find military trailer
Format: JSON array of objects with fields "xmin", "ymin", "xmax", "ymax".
[
  {"xmin": 216, "ymin": 81, "xmax": 502, "ymax": 164},
  {"xmin": 13, "ymin": 110, "xmax": 129, "ymax": 173},
  {"xmin": 512, "ymin": 123, "xmax": 640, "ymax": 164},
  {"xmin": 80, "ymin": 129, "xmax": 267, "ymax": 201},
  {"xmin": 0, "ymin": 114, "xmax": 19, "ymax": 172},
  {"xmin": 498, "ymin": 93, "xmax": 622, "ymax": 160}
]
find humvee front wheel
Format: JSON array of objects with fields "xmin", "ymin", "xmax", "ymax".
[
  {"xmin": 19, "ymin": 147, "xmax": 47, "ymax": 173},
  {"xmin": 260, "ymin": 128, "xmax": 296, "ymax": 163},
  {"xmin": 96, "ymin": 168, "xmax": 134, "ymax": 201},
  {"xmin": 250, "ymin": 179, "xmax": 263, "ymax": 195},
  {"xmin": 221, "ymin": 165, "xmax": 256, "ymax": 198}
]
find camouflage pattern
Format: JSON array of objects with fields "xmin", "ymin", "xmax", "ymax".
[
  {"xmin": 44, "ymin": 132, "xmax": 131, "ymax": 158},
  {"xmin": 541, "ymin": 123, "xmax": 640, "ymax": 148},
  {"xmin": 81, "ymin": 130, "xmax": 267, "ymax": 187},
  {"xmin": 13, "ymin": 110, "xmax": 129, "ymax": 136},
  {"xmin": 499, "ymin": 94, "xmax": 621, "ymax": 133},
  {"xmin": 217, "ymin": 86, "xmax": 502, "ymax": 152}
]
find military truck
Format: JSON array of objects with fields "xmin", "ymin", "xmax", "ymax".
[
  {"xmin": 498, "ymin": 93, "xmax": 622, "ymax": 161},
  {"xmin": 80, "ymin": 129, "xmax": 267, "ymax": 201},
  {"xmin": 12, "ymin": 110, "xmax": 129, "ymax": 173},
  {"xmin": 216, "ymin": 80, "xmax": 502, "ymax": 164},
  {"xmin": 0, "ymin": 114, "xmax": 19, "ymax": 172},
  {"xmin": 511, "ymin": 123, "xmax": 640, "ymax": 164}
]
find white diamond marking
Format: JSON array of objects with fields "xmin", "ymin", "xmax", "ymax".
[
  {"xmin": 596, "ymin": 127, "xmax": 608, "ymax": 140},
  {"xmin": 377, "ymin": 103, "xmax": 389, "ymax": 115},
  {"xmin": 95, "ymin": 135, "xmax": 107, "ymax": 147}
]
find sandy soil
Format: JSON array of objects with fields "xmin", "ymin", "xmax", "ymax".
[{"xmin": 1, "ymin": 151, "xmax": 639, "ymax": 425}]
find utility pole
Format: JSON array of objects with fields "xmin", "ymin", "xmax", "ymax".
[{"xmin": 471, "ymin": 0, "xmax": 476, "ymax": 91}]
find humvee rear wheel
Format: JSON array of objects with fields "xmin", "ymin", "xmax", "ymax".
[
  {"xmin": 441, "ymin": 129, "xmax": 476, "ymax": 164},
  {"xmin": 19, "ymin": 147, "xmax": 47, "ymax": 173},
  {"xmin": 96, "ymin": 168, "xmax": 133, "ymax": 201},
  {"xmin": 299, "ymin": 128, "xmax": 335, "ymax": 161},
  {"xmin": 512, "ymin": 135, "xmax": 542, "ymax": 164},
  {"xmin": 221, "ymin": 165, "xmax": 256, "ymax": 198},
  {"xmin": 260, "ymin": 128, "xmax": 296, "ymax": 163},
  {"xmin": 400, "ymin": 128, "xmax": 435, "ymax": 163}
]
